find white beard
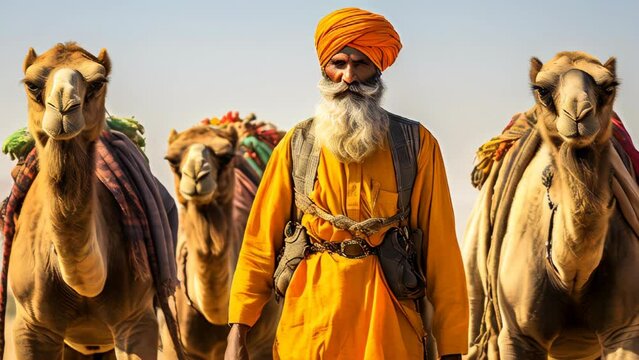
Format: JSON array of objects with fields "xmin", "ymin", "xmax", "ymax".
[{"xmin": 313, "ymin": 77, "xmax": 389, "ymax": 163}]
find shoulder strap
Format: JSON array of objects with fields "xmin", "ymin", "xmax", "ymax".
[
  {"xmin": 387, "ymin": 112, "xmax": 421, "ymax": 220},
  {"xmin": 290, "ymin": 118, "xmax": 319, "ymax": 220},
  {"xmin": 290, "ymin": 114, "xmax": 420, "ymax": 222}
]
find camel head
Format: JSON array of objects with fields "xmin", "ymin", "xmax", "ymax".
[
  {"xmin": 22, "ymin": 42, "xmax": 111, "ymax": 146},
  {"xmin": 165, "ymin": 125, "xmax": 238, "ymax": 206},
  {"xmin": 529, "ymin": 51, "xmax": 618, "ymax": 148}
]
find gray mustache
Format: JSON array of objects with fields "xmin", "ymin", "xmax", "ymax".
[{"xmin": 318, "ymin": 77, "xmax": 384, "ymax": 98}]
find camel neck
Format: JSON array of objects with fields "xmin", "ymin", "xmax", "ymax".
[
  {"xmin": 181, "ymin": 201, "xmax": 234, "ymax": 324},
  {"xmin": 183, "ymin": 200, "xmax": 233, "ymax": 258},
  {"xmin": 39, "ymin": 138, "xmax": 107, "ymax": 297},
  {"xmin": 548, "ymin": 142, "xmax": 614, "ymax": 293}
]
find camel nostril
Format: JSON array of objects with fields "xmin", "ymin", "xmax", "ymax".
[
  {"xmin": 576, "ymin": 106, "xmax": 592, "ymax": 122},
  {"xmin": 182, "ymin": 169, "xmax": 195, "ymax": 180},
  {"xmin": 196, "ymin": 169, "xmax": 211, "ymax": 182},
  {"xmin": 562, "ymin": 109, "xmax": 577, "ymax": 121},
  {"xmin": 47, "ymin": 102, "xmax": 59, "ymax": 111},
  {"xmin": 61, "ymin": 103, "xmax": 81, "ymax": 115}
]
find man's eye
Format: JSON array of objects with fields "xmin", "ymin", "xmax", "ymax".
[{"xmin": 331, "ymin": 61, "xmax": 346, "ymax": 67}]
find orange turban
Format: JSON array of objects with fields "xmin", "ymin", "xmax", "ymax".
[{"xmin": 315, "ymin": 7, "xmax": 402, "ymax": 72}]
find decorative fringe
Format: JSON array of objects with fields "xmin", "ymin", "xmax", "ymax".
[{"xmin": 471, "ymin": 113, "xmax": 535, "ymax": 189}]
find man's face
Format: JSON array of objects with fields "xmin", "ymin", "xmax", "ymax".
[{"xmin": 324, "ymin": 47, "xmax": 378, "ymax": 84}]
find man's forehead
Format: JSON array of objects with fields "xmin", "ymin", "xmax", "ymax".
[{"xmin": 333, "ymin": 47, "xmax": 371, "ymax": 61}]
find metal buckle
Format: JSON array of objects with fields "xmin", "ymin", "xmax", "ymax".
[{"xmin": 340, "ymin": 239, "xmax": 368, "ymax": 259}]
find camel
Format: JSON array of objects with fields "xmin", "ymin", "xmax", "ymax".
[
  {"xmin": 464, "ymin": 51, "xmax": 639, "ymax": 359},
  {"xmin": 161, "ymin": 125, "xmax": 280, "ymax": 359},
  {"xmin": 8, "ymin": 43, "xmax": 174, "ymax": 359}
]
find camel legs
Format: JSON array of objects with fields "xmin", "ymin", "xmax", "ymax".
[
  {"xmin": 113, "ymin": 308, "xmax": 158, "ymax": 360},
  {"xmin": 497, "ymin": 329, "xmax": 547, "ymax": 360},
  {"xmin": 12, "ymin": 314, "xmax": 64, "ymax": 360}
]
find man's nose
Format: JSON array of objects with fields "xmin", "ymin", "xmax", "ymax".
[{"xmin": 342, "ymin": 65, "xmax": 356, "ymax": 84}]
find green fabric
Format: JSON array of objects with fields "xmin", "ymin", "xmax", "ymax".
[
  {"xmin": 2, "ymin": 127, "xmax": 34, "ymax": 161},
  {"xmin": 241, "ymin": 135, "xmax": 273, "ymax": 167},
  {"xmin": 243, "ymin": 154, "xmax": 264, "ymax": 177},
  {"xmin": 106, "ymin": 116, "xmax": 146, "ymax": 150}
]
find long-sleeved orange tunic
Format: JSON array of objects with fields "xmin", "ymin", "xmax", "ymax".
[{"xmin": 229, "ymin": 119, "xmax": 468, "ymax": 359}]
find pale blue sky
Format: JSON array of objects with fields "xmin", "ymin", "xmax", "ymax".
[{"xmin": 1, "ymin": 0, "xmax": 638, "ymax": 237}]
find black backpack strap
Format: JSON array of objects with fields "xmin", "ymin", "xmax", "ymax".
[{"xmin": 387, "ymin": 112, "xmax": 421, "ymax": 222}]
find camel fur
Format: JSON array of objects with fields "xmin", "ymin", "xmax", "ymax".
[
  {"xmin": 161, "ymin": 125, "xmax": 280, "ymax": 359},
  {"xmin": 9, "ymin": 42, "xmax": 166, "ymax": 359},
  {"xmin": 464, "ymin": 51, "xmax": 639, "ymax": 360}
]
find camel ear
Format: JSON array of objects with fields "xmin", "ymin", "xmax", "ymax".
[
  {"xmin": 23, "ymin": 48, "xmax": 37, "ymax": 74},
  {"xmin": 603, "ymin": 57, "xmax": 616, "ymax": 76},
  {"xmin": 220, "ymin": 126, "xmax": 240, "ymax": 149},
  {"xmin": 168, "ymin": 129, "xmax": 179, "ymax": 144},
  {"xmin": 97, "ymin": 48, "xmax": 111, "ymax": 76},
  {"xmin": 224, "ymin": 125, "xmax": 239, "ymax": 149},
  {"xmin": 529, "ymin": 57, "xmax": 543, "ymax": 83},
  {"xmin": 210, "ymin": 137, "xmax": 235, "ymax": 161}
]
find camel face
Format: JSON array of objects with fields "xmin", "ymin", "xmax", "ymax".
[
  {"xmin": 22, "ymin": 43, "xmax": 110, "ymax": 144},
  {"xmin": 529, "ymin": 51, "xmax": 618, "ymax": 148},
  {"xmin": 179, "ymin": 143, "xmax": 218, "ymax": 203},
  {"xmin": 166, "ymin": 125, "xmax": 237, "ymax": 206}
]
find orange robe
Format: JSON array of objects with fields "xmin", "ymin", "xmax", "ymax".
[{"xmin": 229, "ymin": 121, "xmax": 469, "ymax": 359}]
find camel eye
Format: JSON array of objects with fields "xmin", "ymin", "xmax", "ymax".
[
  {"xmin": 25, "ymin": 81, "xmax": 42, "ymax": 101},
  {"xmin": 164, "ymin": 156, "xmax": 181, "ymax": 170},
  {"xmin": 535, "ymin": 86, "xmax": 549, "ymax": 97},
  {"xmin": 85, "ymin": 79, "xmax": 106, "ymax": 100},
  {"xmin": 25, "ymin": 82, "xmax": 40, "ymax": 92},
  {"xmin": 600, "ymin": 80, "xmax": 619, "ymax": 95},
  {"xmin": 532, "ymin": 84, "xmax": 553, "ymax": 107}
]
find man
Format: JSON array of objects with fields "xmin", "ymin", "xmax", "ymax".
[{"xmin": 225, "ymin": 7, "xmax": 468, "ymax": 359}]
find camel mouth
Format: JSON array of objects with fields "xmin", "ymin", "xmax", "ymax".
[
  {"xmin": 179, "ymin": 176, "xmax": 217, "ymax": 203},
  {"xmin": 44, "ymin": 127, "xmax": 83, "ymax": 141},
  {"xmin": 180, "ymin": 188, "xmax": 214, "ymax": 198},
  {"xmin": 42, "ymin": 114, "xmax": 85, "ymax": 141},
  {"xmin": 180, "ymin": 190, "xmax": 215, "ymax": 204},
  {"xmin": 556, "ymin": 115, "xmax": 600, "ymax": 146}
]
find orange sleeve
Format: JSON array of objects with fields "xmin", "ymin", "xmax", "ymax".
[
  {"xmin": 410, "ymin": 126, "xmax": 469, "ymax": 355},
  {"xmin": 228, "ymin": 130, "xmax": 294, "ymax": 326}
]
